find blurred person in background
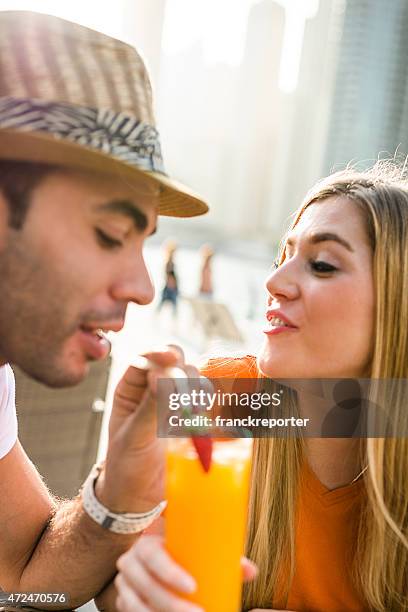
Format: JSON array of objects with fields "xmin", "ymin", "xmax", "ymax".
[
  {"xmin": 198, "ymin": 243, "xmax": 214, "ymax": 299},
  {"xmin": 158, "ymin": 239, "xmax": 179, "ymax": 314},
  {"xmin": 0, "ymin": 10, "xmax": 208, "ymax": 609},
  {"xmin": 114, "ymin": 162, "xmax": 408, "ymax": 612}
]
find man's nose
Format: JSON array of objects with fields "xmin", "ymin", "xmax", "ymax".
[
  {"xmin": 110, "ymin": 255, "xmax": 155, "ymax": 306},
  {"xmin": 265, "ymin": 260, "xmax": 300, "ymax": 301}
]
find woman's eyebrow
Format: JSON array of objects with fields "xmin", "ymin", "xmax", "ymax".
[
  {"xmin": 95, "ymin": 199, "xmax": 157, "ymax": 235},
  {"xmin": 286, "ymin": 231, "xmax": 354, "ymax": 252}
]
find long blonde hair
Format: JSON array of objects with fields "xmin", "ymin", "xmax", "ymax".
[{"xmin": 243, "ymin": 162, "xmax": 408, "ymax": 611}]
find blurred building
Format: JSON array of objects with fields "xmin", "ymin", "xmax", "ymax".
[
  {"xmin": 157, "ymin": 41, "xmax": 238, "ymax": 233},
  {"xmin": 157, "ymin": 0, "xmax": 286, "ymax": 244},
  {"xmin": 153, "ymin": 0, "xmax": 408, "ymax": 251},
  {"xmin": 323, "ymin": 0, "xmax": 408, "ymax": 172},
  {"xmin": 220, "ymin": 0, "xmax": 285, "ymax": 238},
  {"xmin": 261, "ymin": 0, "xmax": 343, "ymax": 242},
  {"xmin": 121, "ymin": 0, "xmax": 167, "ymax": 89}
]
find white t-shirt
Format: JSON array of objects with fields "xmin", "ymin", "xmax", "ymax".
[{"xmin": 0, "ymin": 364, "xmax": 18, "ymax": 459}]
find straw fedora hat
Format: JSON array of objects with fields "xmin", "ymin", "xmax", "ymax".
[{"xmin": 0, "ymin": 11, "xmax": 208, "ymax": 217}]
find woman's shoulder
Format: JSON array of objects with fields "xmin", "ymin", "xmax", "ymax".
[{"xmin": 199, "ymin": 354, "xmax": 259, "ymax": 379}]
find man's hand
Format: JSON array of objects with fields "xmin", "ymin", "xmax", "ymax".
[{"xmin": 95, "ymin": 346, "xmax": 198, "ymax": 513}]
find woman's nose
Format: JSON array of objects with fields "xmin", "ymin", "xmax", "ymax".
[{"xmin": 265, "ymin": 261, "xmax": 300, "ymax": 301}]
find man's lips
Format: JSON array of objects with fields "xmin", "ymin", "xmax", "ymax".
[
  {"xmin": 77, "ymin": 328, "xmax": 111, "ymax": 361},
  {"xmin": 76, "ymin": 321, "xmax": 124, "ymax": 360}
]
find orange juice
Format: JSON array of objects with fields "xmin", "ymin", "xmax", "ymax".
[{"xmin": 165, "ymin": 438, "xmax": 252, "ymax": 612}]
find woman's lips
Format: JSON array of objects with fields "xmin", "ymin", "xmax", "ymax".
[
  {"xmin": 263, "ymin": 325, "xmax": 298, "ymax": 336},
  {"xmin": 264, "ymin": 310, "xmax": 298, "ymax": 336}
]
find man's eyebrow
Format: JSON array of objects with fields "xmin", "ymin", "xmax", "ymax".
[
  {"xmin": 286, "ymin": 231, "xmax": 354, "ymax": 252},
  {"xmin": 95, "ymin": 200, "xmax": 157, "ymax": 235}
]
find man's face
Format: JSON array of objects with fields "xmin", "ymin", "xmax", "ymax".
[{"xmin": 0, "ymin": 168, "xmax": 157, "ymax": 386}]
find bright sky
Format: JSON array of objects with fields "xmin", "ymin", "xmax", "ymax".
[
  {"xmin": 0, "ymin": 0, "xmax": 319, "ymax": 93},
  {"xmin": 162, "ymin": 0, "xmax": 319, "ymax": 92}
]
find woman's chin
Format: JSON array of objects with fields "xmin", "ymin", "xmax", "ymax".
[
  {"xmin": 257, "ymin": 347, "xmax": 306, "ymax": 379},
  {"xmin": 257, "ymin": 350, "xmax": 288, "ymax": 378}
]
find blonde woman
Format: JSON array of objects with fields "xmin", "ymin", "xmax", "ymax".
[{"xmin": 113, "ymin": 163, "xmax": 408, "ymax": 612}]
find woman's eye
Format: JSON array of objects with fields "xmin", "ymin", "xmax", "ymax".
[
  {"xmin": 310, "ymin": 259, "xmax": 338, "ymax": 274},
  {"xmin": 95, "ymin": 228, "xmax": 123, "ymax": 249}
]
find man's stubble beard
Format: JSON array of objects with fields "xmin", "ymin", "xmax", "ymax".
[{"xmin": 0, "ymin": 231, "xmax": 82, "ymax": 387}]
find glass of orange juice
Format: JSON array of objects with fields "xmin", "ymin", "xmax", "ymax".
[{"xmin": 165, "ymin": 437, "xmax": 253, "ymax": 612}]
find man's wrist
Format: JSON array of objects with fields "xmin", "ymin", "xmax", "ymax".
[{"xmin": 93, "ymin": 463, "xmax": 159, "ymax": 515}]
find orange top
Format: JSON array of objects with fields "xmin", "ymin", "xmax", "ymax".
[{"xmin": 201, "ymin": 355, "xmax": 367, "ymax": 612}]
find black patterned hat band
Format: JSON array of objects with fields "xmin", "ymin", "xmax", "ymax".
[{"xmin": 0, "ymin": 97, "xmax": 165, "ymax": 174}]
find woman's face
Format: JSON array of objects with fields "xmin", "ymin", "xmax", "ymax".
[{"xmin": 258, "ymin": 196, "xmax": 375, "ymax": 379}]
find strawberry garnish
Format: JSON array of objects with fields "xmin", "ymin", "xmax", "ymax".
[{"xmin": 192, "ymin": 436, "xmax": 213, "ymax": 472}]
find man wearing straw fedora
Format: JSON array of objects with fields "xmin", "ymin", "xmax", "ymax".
[{"xmin": 0, "ymin": 10, "xmax": 207, "ymax": 610}]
